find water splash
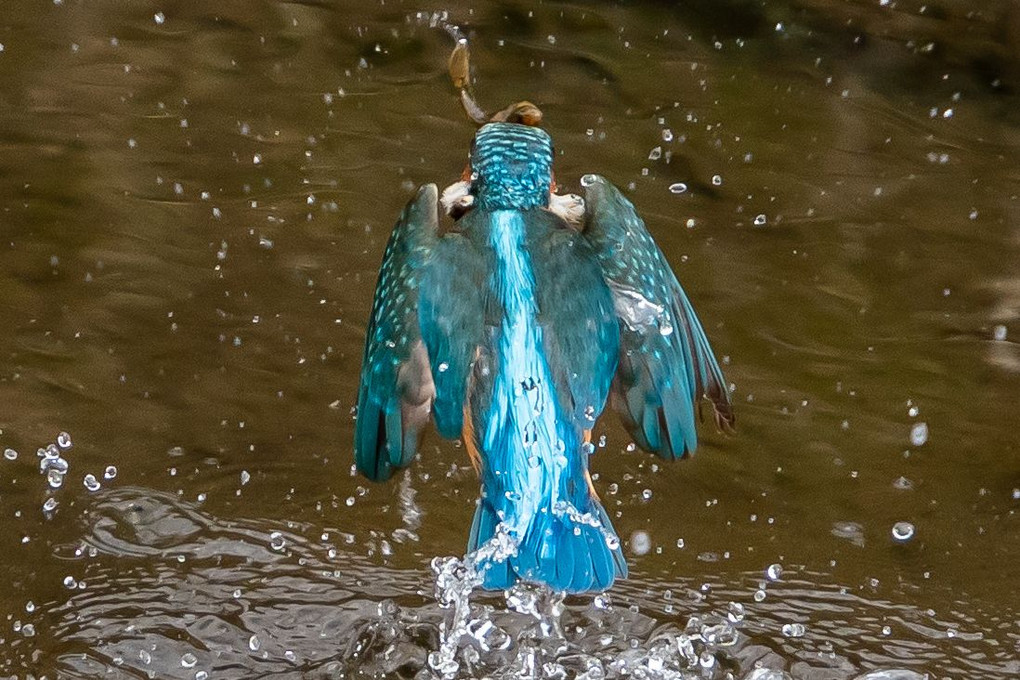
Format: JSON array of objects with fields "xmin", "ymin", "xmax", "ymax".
[
  {"xmin": 422, "ymin": 521, "xmax": 761, "ymax": 679},
  {"xmin": 428, "ymin": 523, "xmax": 521, "ymax": 677}
]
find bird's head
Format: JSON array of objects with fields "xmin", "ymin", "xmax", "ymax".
[{"xmin": 469, "ymin": 122, "xmax": 552, "ymax": 211}]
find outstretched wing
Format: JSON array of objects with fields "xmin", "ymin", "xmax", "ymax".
[
  {"xmin": 580, "ymin": 175, "xmax": 733, "ymax": 459},
  {"xmin": 354, "ymin": 185, "xmax": 483, "ymax": 481}
]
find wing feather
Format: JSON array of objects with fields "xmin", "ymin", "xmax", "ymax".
[
  {"xmin": 581, "ymin": 176, "xmax": 733, "ymax": 460},
  {"xmin": 355, "ymin": 184, "xmax": 486, "ymax": 480},
  {"xmin": 354, "ymin": 185, "xmax": 440, "ymax": 481},
  {"xmin": 418, "ymin": 233, "xmax": 486, "ymax": 439}
]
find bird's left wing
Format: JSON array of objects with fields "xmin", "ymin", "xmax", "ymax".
[
  {"xmin": 355, "ymin": 185, "xmax": 484, "ymax": 481},
  {"xmin": 580, "ymin": 176, "xmax": 733, "ymax": 460}
]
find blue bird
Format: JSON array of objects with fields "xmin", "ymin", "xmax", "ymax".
[{"xmin": 355, "ymin": 122, "xmax": 733, "ymax": 593}]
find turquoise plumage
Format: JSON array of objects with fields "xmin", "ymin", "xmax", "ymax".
[{"xmin": 355, "ymin": 122, "xmax": 732, "ymax": 592}]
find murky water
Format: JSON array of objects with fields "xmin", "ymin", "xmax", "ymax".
[{"xmin": 1, "ymin": 1, "xmax": 1018, "ymax": 678}]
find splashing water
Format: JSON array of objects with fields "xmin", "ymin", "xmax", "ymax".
[
  {"xmin": 422, "ymin": 521, "xmax": 758, "ymax": 679},
  {"xmin": 19, "ymin": 484, "xmax": 986, "ymax": 679},
  {"xmin": 428, "ymin": 523, "xmax": 521, "ymax": 677}
]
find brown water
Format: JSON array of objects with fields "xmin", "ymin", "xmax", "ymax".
[{"xmin": 1, "ymin": 1, "xmax": 1018, "ymax": 678}]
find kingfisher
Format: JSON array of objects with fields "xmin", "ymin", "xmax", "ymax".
[{"xmin": 354, "ymin": 119, "xmax": 732, "ymax": 594}]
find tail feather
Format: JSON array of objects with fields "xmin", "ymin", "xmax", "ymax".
[
  {"xmin": 592, "ymin": 501, "xmax": 628, "ymax": 580},
  {"xmin": 555, "ymin": 527, "xmax": 586, "ymax": 592},
  {"xmin": 468, "ymin": 499, "xmax": 514, "ymax": 590},
  {"xmin": 468, "ymin": 495, "xmax": 625, "ymax": 593}
]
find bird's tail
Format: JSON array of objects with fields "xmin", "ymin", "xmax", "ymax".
[{"xmin": 467, "ymin": 489, "xmax": 627, "ymax": 593}]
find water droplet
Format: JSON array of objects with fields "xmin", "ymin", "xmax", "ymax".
[
  {"xmin": 753, "ymin": 214, "xmax": 767, "ymax": 226},
  {"xmin": 181, "ymin": 653, "xmax": 197, "ymax": 668},
  {"xmin": 252, "ymin": 153, "xmax": 262, "ymax": 165},
  {"xmin": 727, "ymin": 601, "xmax": 745, "ymax": 623},
  {"xmin": 641, "ymin": 488, "xmax": 652, "ymax": 501},
  {"xmin": 240, "ymin": 470, "xmax": 250, "ymax": 485},
  {"xmin": 104, "ymin": 465, "xmax": 118, "ymax": 480},
  {"xmin": 892, "ymin": 476, "xmax": 914, "ymax": 490},
  {"xmin": 269, "ymin": 531, "xmax": 286, "ymax": 551},
  {"xmin": 711, "ymin": 174, "xmax": 722, "ymax": 186},
  {"xmin": 580, "ymin": 174, "xmax": 599, "ymax": 187},
  {"xmin": 57, "ymin": 432, "xmax": 72, "ymax": 449},
  {"xmin": 648, "ymin": 146, "xmax": 662, "ymax": 160},
  {"xmin": 668, "ymin": 182, "xmax": 688, "ymax": 194},
  {"xmin": 43, "ymin": 498, "xmax": 58, "ymax": 513},
  {"xmin": 195, "ymin": 672, "xmax": 209, "ymax": 680},
  {"xmin": 248, "ymin": 634, "xmax": 261, "ymax": 651},
  {"xmin": 662, "ymin": 129, "xmax": 674, "ymax": 142},
  {"xmin": 43, "ymin": 457, "xmax": 70, "ymax": 479},
  {"xmin": 581, "ymin": 441, "xmax": 595, "ymax": 456},
  {"xmin": 891, "ymin": 521, "xmax": 915, "ymax": 542},
  {"xmin": 3, "ymin": 448, "xmax": 17, "ymax": 461},
  {"xmin": 83, "ymin": 474, "xmax": 101, "ymax": 492},
  {"xmin": 153, "ymin": 12, "xmax": 165, "ymax": 25},
  {"xmin": 781, "ymin": 623, "xmax": 806, "ymax": 637},
  {"xmin": 766, "ymin": 563, "xmax": 783, "ymax": 581},
  {"xmin": 63, "ymin": 575, "xmax": 77, "ymax": 589},
  {"xmin": 47, "ymin": 469, "xmax": 65, "ymax": 489},
  {"xmin": 910, "ymin": 422, "xmax": 928, "ymax": 447},
  {"xmin": 428, "ymin": 651, "xmax": 460, "ymax": 676},
  {"xmin": 753, "ymin": 589, "xmax": 766, "ymax": 602},
  {"xmin": 993, "ymin": 324, "xmax": 1007, "ymax": 341},
  {"xmin": 702, "ymin": 621, "xmax": 737, "ymax": 646},
  {"xmin": 437, "ymin": 361, "xmax": 449, "ymax": 373},
  {"xmin": 630, "ymin": 530, "xmax": 651, "ymax": 555}
]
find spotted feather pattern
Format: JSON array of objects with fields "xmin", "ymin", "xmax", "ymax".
[
  {"xmin": 580, "ymin": 175, "xmax": 733, "ymax": 459},
  {"xmin": 354, "ymin": 185, "xmax": 438, "ymax": 481}
]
